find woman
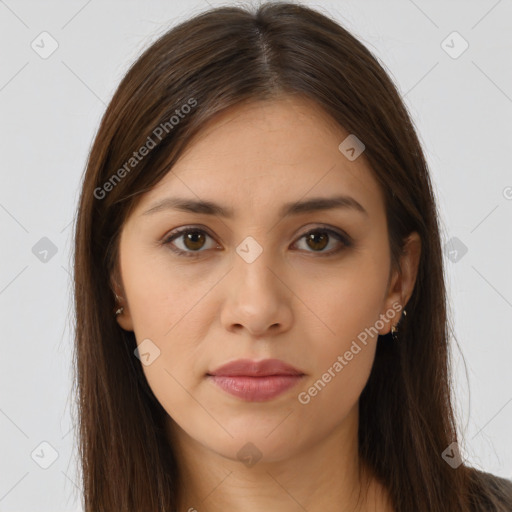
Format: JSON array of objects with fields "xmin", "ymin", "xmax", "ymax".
[{"xmin": 73, "ymin": 2, "xmax": 512, "ymax": 511}]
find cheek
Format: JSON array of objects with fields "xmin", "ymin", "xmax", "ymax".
[
  {"xmin": 303, "ymin": 254, "xmax": 388, "ymax": 347},
  {"xmin": 295, "ymin": 257, "xmax": 387, "ymax": 405},
  {"xmin": 121, "ymin": 252, "xmax": 213, "ymax": 400},
  {"xmin": 296, "ymin": 341, "xmax": 376, "ymax": 434},
  {"xmin": 121, "ymin": 246, "xmax": 195, "ymax": 336},
  {"xmin": 296, "ymin": 300, "xmax": 381, "ymax": 425}
]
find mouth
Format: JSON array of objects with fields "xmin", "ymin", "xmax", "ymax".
[
  {"xmin": 207, "ymin": 375, "xmax": 304, "ymax": 401},
  {"xmin": 207, "ymin": 358, "xmax": 305, "ymax": 402}
]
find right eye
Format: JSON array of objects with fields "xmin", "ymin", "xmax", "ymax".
[{"xmin": 163, "ymin": 227, "xmax": 220, "ymax": 257}]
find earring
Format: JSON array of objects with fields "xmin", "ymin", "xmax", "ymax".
[
  {"xmin": 391, "ymin": 309, "xmax": 407, "ymax": 341},
  {"xmin": 114, "ymin": 293, "xmax": 124, "ymax": 317}
]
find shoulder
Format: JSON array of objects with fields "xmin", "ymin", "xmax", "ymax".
[{"xmin": 466, "ymin": 467, "xmax": 512, "ymax": 511}]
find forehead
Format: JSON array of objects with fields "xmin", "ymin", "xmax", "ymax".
[{"xmin": 133, "ymin": 96, "xmax": 385, "ymax": 222}]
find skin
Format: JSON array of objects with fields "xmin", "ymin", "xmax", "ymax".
[{"xmin": 113, "ymin": 95, "xmax": 421, "ymax": 512}]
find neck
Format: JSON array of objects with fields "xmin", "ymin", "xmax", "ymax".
[{"xmin": 165, "ymin": 405, "xmax": 393, "ymax": 512}]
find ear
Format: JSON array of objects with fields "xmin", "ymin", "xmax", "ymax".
[
  {"xmin": 378, "ymin": 231, "xmax": 421, "ymax": 335},
  {"xmin": 110, "ymin": 269, "xmax": 134, "ymax": 332}
]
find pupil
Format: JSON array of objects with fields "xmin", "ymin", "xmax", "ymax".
[
  {"xmin": 185, "ymin": 232, "xmax": 205, "ymax": 250},
  {"xmin": 308, "ymin": 232, "xmax": 328, "ymax": 251}
]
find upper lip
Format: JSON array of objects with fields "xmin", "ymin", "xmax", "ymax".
[{"xmin": 208, "ymin": 358, "xmax": 304, "ymax": 377}]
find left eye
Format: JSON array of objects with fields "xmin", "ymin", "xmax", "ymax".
[
  {"xmin": 163, "ymin": 227, "xmax": 351, "ymax": 257},
  {"xmin": 293, "ymin": 228, "xmax": 350, "ymax": 254}
]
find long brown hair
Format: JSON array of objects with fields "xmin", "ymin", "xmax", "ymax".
[{"xmin": 72, "ymin": 3, "xmax": 512, "ymax": 510}]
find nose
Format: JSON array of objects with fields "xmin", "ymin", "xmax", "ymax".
[{"xmin": 219, "ymin": 247, "xmax": 293, "ymax": 338}]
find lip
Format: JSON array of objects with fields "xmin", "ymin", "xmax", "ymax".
[
  {"xmin": 209, "ymin": 358, "xmax": 304, "ymax": 377},
  {"xmin": 207, "ymin": 358, "xmax": 305, "ymax": 402}
]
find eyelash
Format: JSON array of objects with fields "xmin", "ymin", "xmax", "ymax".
[{"xmin": 162, "ymin": 225, "xmax": 353, "ymax": 258}]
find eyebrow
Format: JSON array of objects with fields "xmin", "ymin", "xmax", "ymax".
[{"xmin": 142, "ymin": 194, "xmax": 368, "ymax": 218}]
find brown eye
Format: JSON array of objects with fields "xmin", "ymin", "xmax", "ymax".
[
  {"xmin": 294, "ymin": 228, "xmax": 351, "ymax": 255},
  {"xmin": 163, "ymin": 225, "xmax": 351, "ymax": 258},
  {"xmin": 182, "ymin": 231, "xmax": 207, "ymax": 251},
  {"xmin": 305, "ymin": 232, "xmax": 329, "ymax": 251},
  {"xmin": 164, "ymin": 228, "xmax": 218, "ymax": 257}
]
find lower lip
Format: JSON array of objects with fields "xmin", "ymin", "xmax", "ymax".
[{"xmin": 208, "ymin": 375, "xmax": 304, "ymax": 401}]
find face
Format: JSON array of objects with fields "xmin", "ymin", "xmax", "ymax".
[{"xmin": 113, "ymin": 96, "xmax": 419, "ymax": 464}]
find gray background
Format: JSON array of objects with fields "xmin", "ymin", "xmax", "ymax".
[{"xmin": 0, "ymin": 0, "xmax": 511, "ymax": 510}]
